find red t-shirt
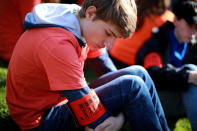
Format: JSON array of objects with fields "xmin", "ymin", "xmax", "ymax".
[
  {"xmin": 6, "ymin": 27, "xmax": 105, "ymax": 130},
  {"xmin": 0, "ymin": 0, "xmax": 41, "ymax": 62}
]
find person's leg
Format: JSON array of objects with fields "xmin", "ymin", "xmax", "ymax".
[
  {"xmin": 181, "ymin": 64, "xmax": 197, "ymax": 131},
  {"xmin": 89, "ymin": 65, "xmax": 155, "ymax": 88},
  {"xmin": 90, "ymin": 65, "xmax": 168, "ymax": 126},
  {"xmin": 182, "ymin": 84, "xmax": 197, "ymax": 131},
  {"xmin": 157, "ymin": 91, "xmax": 184, "ymax": 116},
  {"xmin": 30, "ymin": 66, "xmax": 169, "ymax": 131},
  {"xmin": 90, "ymin": 65, "xmax": 169, "ymax": 131},
  {"xmin": 94, "ymin": 74, "xmax": 169, "ymax": 131},
  {"xmin": 29, "ymin": 104, "xmax": 84, "ymax": 131}
]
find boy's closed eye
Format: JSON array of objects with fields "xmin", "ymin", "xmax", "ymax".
[{"xmin": 105, "ymin": 30, "xmax": 112, "ymax": 37}]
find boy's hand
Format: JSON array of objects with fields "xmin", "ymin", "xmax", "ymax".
[
  {"xmin": 85, "ymin": 127, "xmax": 94, "ymax": 131},
  {"xmin": 188, "ymin": 70, "xmax": 197, "ymax": 86},
  {"xmin": 85, "ymin": 112, "xmax": 125, "ymax": 131}
]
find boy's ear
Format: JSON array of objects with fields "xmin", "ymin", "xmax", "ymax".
[{"xmin": 85, "ymin": 6, "xmax": 97, "ymax": 20}]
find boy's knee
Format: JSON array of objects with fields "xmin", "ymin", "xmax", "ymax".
[
  {"xmin": 118, "ymin": 75, "xmax": 147, "ymax": 93},
  {"xmin": 132, "ymin": 65, "xmax": 147, "ymax": 72},
  {"xmin": 125, "ymin": 65, "xmax": 149, "ymax": 76}
]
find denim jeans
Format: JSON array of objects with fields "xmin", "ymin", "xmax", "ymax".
[
  {"xmin": 159, "ymin": 64, "xmax": 197, "ymax": 131},
  {"xmin": 181, "ymin": 64, "xmax": 197, "ymax": 131},
  {"xmin": 182, "ymin": 83, "xmax": 197, "ymax": 131},
  {"xmin": 31, "ymin": 66, "xmax": 169, "ymax": 131}
]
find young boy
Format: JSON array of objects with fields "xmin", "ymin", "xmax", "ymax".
[{"xmin": 6, "ymin": 0, "xmax": 169, "ymax": 130}]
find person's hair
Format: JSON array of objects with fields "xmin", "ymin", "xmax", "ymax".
[
  {"xmin": 136, "ymin": 0, "xmax": 170, "ymax": 30},
  {"xmin": 78, "ymin": 0, "xmax": 137, "ymax": 38}
]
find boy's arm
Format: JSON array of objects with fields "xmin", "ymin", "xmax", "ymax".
[
  {"xmin": 86, "ymin": 51, "xmax": 117, "ymax": 77},
  {"xmin": 138, "ymin": 48, "xmax": 189, "ymax": 91},
  {"xmin": 142, "ymin": 50, "xmax": 189, "ymax": 91},
  {"xmin": 136, "ymin": 32, "xmax": 190, "ymax": 91},
  {"xmin": 63, "ymin": 86, "xmax": 111, "ymax": 129}
]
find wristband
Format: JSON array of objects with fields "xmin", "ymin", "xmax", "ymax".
[
  {"xmin": 70, "ymin": 89, "xmax": 106, "ymax": 126},
  {"xmin": 144, "ymin": 52, "xmax": 163, "ymax": 69}
]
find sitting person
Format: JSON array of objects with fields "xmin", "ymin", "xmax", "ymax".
[
  {"xmin": 6, "ymin": 0, "xmax": 169, "ymax": 131},
  {"xmin": 136, "ymin": 1, "xmax": 197, "ymax": 130},
  {"xmin": 109, "ymin": 0, "xmax": 174, "ymax": 69}
]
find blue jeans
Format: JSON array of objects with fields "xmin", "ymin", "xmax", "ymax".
[
  {"xmin": 31, "ymin": 66, "xmax": 169, "ymax": 131},
  {"xmin": 181, "ymin": 64, "xmax": 197, "ymax": 131},
  {"xmin": 158, "ymin": 64, "xmax": 197, "ymax": 131},
  {"xmin": 182, "ymin": 83, "xmax": 197, "ymax": 131}
]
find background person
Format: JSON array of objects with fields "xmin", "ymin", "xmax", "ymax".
[{"xmin": 136, "ymin": 1, "xmax": 197, "ymax": 130}]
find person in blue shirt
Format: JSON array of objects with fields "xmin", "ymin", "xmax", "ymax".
[{"xmin": 136, "ymin": 1, "xmax": 197, "ymax": 130}]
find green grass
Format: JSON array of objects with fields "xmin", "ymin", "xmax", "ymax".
[
  {"xmin": 0, "ymin": 67, "xmax": 19, "ymax": 131},
  {"xmin": 0, "ymin": 67, "xmax": 21, "ymax": 131},
  {"xmin": 0, "ymin": 68, "xmax": 7, "ymax": 86},
  {"xmin": 173, "ymin": 118, "xmax": 191, "ymax": 131},
  {"xmin": 0, "ymin": 87, "xmax": 8, "ymax": 118},
  {"xmin": 0, "ymin": 64, "xmax": 192, "ymax": 131},
  {"xmin": 0, "ymin": 68, "xmax": 9, "ymax": 118}
]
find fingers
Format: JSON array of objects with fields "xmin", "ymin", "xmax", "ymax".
[
  {"xmin": 103, "ymin": 113, "xmax": 125, "ymax": 131},
  {"xmin": 85, "ymin": 113, "xmax": 125, "ymax": 131},
  {"xmin": 95, "ymin": 119, "xmax": 111, "ymax": 131},
  {"xmin": 188, "ymin": 70, "xmax": 197, "ymax": 85},
  {"xmin": 85, "ymin": 126, "xmax": 94, "ymax": 131},
  {"xmin": 117, "ymin": 112, "xmax": 125, "ymax": 123},
  {"xmin": 85, "ymin": 119, "xmax": 112, "ymax": 131}
]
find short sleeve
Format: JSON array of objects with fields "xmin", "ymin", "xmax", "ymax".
[{"xmin": 36, "ymin": 37, "xmax": 87, "ymax": 91}]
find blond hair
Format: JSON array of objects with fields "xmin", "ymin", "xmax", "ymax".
[{"xmin": 78, "ymin": 0, "xmax": 137, "ymax": 38}]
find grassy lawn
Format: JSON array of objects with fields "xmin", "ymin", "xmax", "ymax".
[
  {"xmin": 0, "ymin": 67, "xmax": 21, "ymax": 131},
  {"xmin": 0, "ymin": 64, "xmax": 192, "ymax": 131}
]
